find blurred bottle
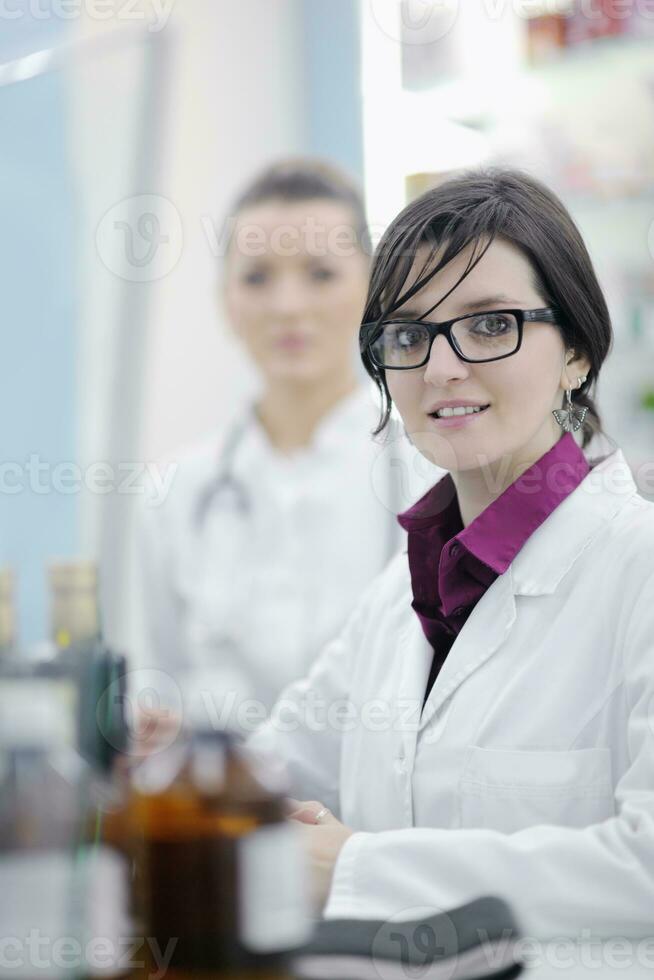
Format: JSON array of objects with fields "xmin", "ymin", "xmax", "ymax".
[
  {"xmin": 0, "ymin": 563, "xmax": 136, "ymax": 978},
  {"xmin": 47, "ymin": 560, "xmax": 138, "ymax": 978},
  {"xmin": 0, "ymin": 566, "xmax": 16, "ymax": 657},
  {"xmin": 0, "ymin": 683, "xmax": 88, "ymax": 980},
  {"xmin": 0, "ymin": 679, "xmax": 137, "ymax": 980},
  {"xmin": 48, "ymin": 560, "xmax": 129, "ymax": 775},
  {"xmin": 50, "ymin": 559, "xmax": 99, "ymax": 650},
  {"xmin": 0, "ymin": 561, "xmax": 128, "ymax": 775},
  {"xmin": 131, "ymin": 726, "xmax": 309, "ymax": 980}
]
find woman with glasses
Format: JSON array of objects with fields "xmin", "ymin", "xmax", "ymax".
[
  {"xmin": 249, "ymin": 168, "xmax": 654, "ymax": 937},
  {"xmin": 138, "ymin": 159, "xmax": 437, "ymax": 733}
]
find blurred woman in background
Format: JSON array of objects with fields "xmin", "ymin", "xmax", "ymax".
[{"xmin": 138, "ymin": 159, "xmax": 440, "ymax": 729}]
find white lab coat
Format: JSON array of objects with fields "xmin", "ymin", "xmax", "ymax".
[
  {"xmin": 248, "ymin": 445, "xmax": 654, "ymax": 939},
  {"xmin": 136, "ymin": 385, "xmax": 443, "ymax": 724}
]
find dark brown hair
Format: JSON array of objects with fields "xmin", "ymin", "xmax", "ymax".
[
  {"xmin": 361, "ymin": 167, "xmax": 613, "ymax": 450},
  {"xmin": 230, "ymin": 157, "xmax": 369, "ymax": 254}
]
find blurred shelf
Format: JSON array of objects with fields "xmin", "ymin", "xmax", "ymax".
[
  {"xmin": 397, "ymin": 37, "xmax": 654, "ymax": 126},
  {"xmin": 524, "ymin": 35, "xmax": 654, "ymax": 78},
  {"xmin": 565, "ymin": 192, "xmax": 654, "ymax": 206}
]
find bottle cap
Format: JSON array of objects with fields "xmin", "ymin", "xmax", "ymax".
[{"xmin": 48, "ymin": 560, "xmax": 99, "ymax": 647}]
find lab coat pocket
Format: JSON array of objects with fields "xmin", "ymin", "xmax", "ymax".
[{"xmin": 458, "ymin": 746, "xmax": 615, "ymax": 834}]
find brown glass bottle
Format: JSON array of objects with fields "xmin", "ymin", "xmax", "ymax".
[{"xmin": 131, "ymin": 729, "xmax": 308, "ymax": 980}]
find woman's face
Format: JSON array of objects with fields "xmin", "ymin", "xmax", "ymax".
[
  {"xmin": 385, "ymin": 237, "xmax": 591, "ymax": 475},
  {"xmin": 223, "ymin": 197, "xmax": 369, "ymax": 386}
]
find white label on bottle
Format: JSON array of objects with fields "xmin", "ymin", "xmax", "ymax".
[
  {"xmin": 238, "ymin": 822, "xmax": 311, "ymax": 953},
  {"xmin": 0, "ymin": 846, "xmax": 132, "ymax": 979},
  {"xmin": 81, "ymin": 845, "xmax": 132, "ymax": 977},
  {"xmin": 0, "ymin": 851, "xmax": 76, "ymax": 980}
]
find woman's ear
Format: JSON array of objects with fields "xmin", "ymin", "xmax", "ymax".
[{"xmin": 561, "ymin": 350, "xmax": 592, "ymax": 391}]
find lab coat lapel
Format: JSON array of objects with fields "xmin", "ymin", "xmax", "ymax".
[
  {"xmin": 509, "ymin": 447, "xmax": 634, "ymax": 597},
  {"xmin": 419, "ymin": 569, "xmax": 517, "ymax": 730},
  {"xmin": 418, "ymin": 447, "xmax": 636, "ymax": 730}
]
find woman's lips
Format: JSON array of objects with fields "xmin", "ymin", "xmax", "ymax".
[
  {"xmin": 428, "ymin": 405, "xmax": 490, "ymax": 429},
  {"xmin": 274, "ymin": 335, "xmax": 310, "ymax": 351}
]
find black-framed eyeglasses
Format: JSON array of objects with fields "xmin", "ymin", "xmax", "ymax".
[{"xmin": 360, "ymin": 308, "xmax": 561, "ymax": 370}]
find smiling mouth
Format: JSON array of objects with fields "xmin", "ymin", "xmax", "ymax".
[{"xmin": 429, "ymin": 404, "xmax": 490, "ymax": 419}]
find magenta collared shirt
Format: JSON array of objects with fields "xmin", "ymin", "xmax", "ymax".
[{"xmin": 397, "ymin": 433, "xmax": 591, "ymax": 704}]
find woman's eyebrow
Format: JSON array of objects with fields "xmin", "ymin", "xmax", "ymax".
[
  {"xmin": 456, "ymin": 295, "xmax": 523, "ymax": 313},
  {"xmin": 392, "ymin": 295, "xmax": 523, "ymax": 319}
]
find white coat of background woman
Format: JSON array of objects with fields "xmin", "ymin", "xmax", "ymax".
[{"xmin": 138, "ymin": 159, "xmax": 440, "ymax": 730}]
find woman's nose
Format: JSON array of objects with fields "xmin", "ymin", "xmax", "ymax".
[
  {"xmin": 267, "ymin": 278, "xmax": 307, "ymax": 318},
  {"xmin": 422, "ymin": 333, "xmax": 470, "ymax": 385}
]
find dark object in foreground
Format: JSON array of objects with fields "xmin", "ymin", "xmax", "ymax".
[{"xmin": 294, "ymin": 895, "xmax": 523, "ymax": 980}]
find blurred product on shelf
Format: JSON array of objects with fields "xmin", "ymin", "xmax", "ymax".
[
  {"xmin": 640, "ymin": 386, "xmax": 654, "ymax": 412},
  {"xmin": 0, "ymin": 567, "xmax": 15, "ymax": 657},
  {"xmin": 566, "ymin": 0, "xmax": 629, "ymax": 45},
  {"xmin": 626, "ymin": 8, "xmax": 654, "ymax": 37},
  {"xmin": 526, "ymin": 13, "xmax": 569, "ymax": 64},
  {"xmin": 130, "ymin": 726, "xmax": 310, "ymax": 980},
  {"xmin": 525, "ymin": 1, "xmax": 654, "ymax": 63}
]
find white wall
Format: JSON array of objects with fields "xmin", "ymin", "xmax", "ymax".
[
  {"xmin": 70, "ymin": 0, "xmax": 307, "ymax": 651},
  {"xmin": 140, "ymin": 0, "xmax": 306, "ymax": 462}
]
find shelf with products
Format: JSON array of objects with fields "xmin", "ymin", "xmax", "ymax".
[
  {"xmin": 397, "ymin": 19, "xmax": 654, "ymax": 114},
  {"xmin": 361, "ymin": 3, "xmax": 654, "ymax": 248},
  {"xmin": 396, "ymin": 25, "xmax": 654, "ymax": 150},
  {"xmin": 525, "ymin": 10, "xmax": 654, "ymax": 67},
  {"xmin": 401, "ymin": 39, "xmax": 654, "ymax": 207}
]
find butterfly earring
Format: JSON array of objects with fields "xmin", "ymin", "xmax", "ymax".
[{"xmin": 552, "ymin": 376, "xmax": 588, "ymax": 432}]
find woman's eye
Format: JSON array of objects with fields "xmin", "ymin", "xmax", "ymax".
[
  {"xmin": 309, "ymin": 267, "xmax": 337, "ymax": 282},
  {"xmin": 242, "ymin": 269, "xmax": 268, "ymax": 286},
  {"xmin": 472, "ymin": 314, "xmax": 511, "ymax": 335},
  {"xmin": 392, "ymin": 326, "xmax": 423, "ymax": 349}
]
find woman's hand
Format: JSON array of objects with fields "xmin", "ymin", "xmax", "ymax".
[
  {"xmin": 287, "ymin": 800, "xmax": 354, "ymax": 913},
  {"xmin": 130, "ymin": 706, "xmax": 183, "ymax": 758}
]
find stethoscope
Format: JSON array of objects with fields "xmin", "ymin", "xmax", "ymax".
[
  {"xmin": 193, "ymin": 409, "xmax": 407, "ymax": 562},
  {"xmin": 193, "ymin": 415, "xmax": 253, "ymax": 527}
]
